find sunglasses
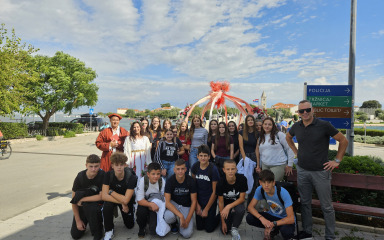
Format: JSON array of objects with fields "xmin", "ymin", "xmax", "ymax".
[{"xmin": 298, "ymin": 108, "xmax": 312, "ymax": 114}]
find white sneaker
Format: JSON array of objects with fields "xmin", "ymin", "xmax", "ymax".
[
  {"xmin": 231, "ymin": 227, "xmax": 241, "ymax": 240},
  {"xmin": 104, "ymin": 229, "xmax": 114, "ymax": 240}
]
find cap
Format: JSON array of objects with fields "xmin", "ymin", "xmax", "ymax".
[{"xmin": 108, "ymin": 113, "xmax": 122, "ymax": 120}]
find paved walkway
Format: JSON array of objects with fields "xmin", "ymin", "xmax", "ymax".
[{"xmin": 0, "ymin": 194, "xmax": 383, "ymax": 240}]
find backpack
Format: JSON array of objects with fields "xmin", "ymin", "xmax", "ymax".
[
  {"xmin": 109, "ymin": 167, "xmax": 136, "ymax": 185},
  {"xmin": 260, "ymin": 181, "xmax": 300, "ymax": 211},
  {"xmin": 261, "ymin": 181, "xmax": 300, "ymax": 239},
  {"xmin": 143, "ymin": 175, "xmax": 163, "ymax": 193}
]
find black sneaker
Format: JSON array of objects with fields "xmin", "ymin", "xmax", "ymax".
[
  {"xmin": 291, "ymin": 231, "xmax": 313, "ymax": 240},
  {"xmin": 138, "ymin": 228, "xmax": 146, "ymax": 238},
  {"xmin": 171, "ymin": 222, "xmax": 179, "ymax": 234}
]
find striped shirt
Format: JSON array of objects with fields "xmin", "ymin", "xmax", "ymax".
[{"xmin": 191, "ymin": 127, "xmax": 208, "ymax": 148}]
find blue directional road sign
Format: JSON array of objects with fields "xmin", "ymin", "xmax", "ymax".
[
  {"xmin": 89, "ymin": 108, "xmax": 94, "ymax": 115},
  {"xmin": 318, "ymin": 118, "xmax": 351, "ymax": 129},
  {"xmin": 307, "ymin": 85, "xmax": 352, "ymax": 96}
]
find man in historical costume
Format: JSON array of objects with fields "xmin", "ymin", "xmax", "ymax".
[{"xmin": 96, "ymin": 113, "xmax": 129, "ymax": 172}]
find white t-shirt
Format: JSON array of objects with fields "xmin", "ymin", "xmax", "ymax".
[{"xmin": 136, "ymin": 176, "xmax": 165, "ymax": 202}]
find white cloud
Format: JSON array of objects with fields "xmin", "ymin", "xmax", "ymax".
[
  {"xmin": 281, "ymin": 49, "xmax": 297, "ymax": 56},
  {"xmin": 1, "ymin": 0, "xmax": 382, "ymax": 111}
]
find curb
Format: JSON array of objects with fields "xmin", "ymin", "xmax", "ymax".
[
  {"xmin": 297, "ymin": 213, "xmax": 384, "ymax": 234},
  {"xmin": 8, "ymin": 132, "xmax": 99, "ymax": 145}
]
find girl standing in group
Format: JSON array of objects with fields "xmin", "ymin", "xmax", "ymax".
[
  {"xmin": 124, "ymin": 121, "xmax": 152, "ymax": 177},
  {"xmin": 178, "ymin": 121, "xmax": 191, "ymax": 172},
  {"xmin": 255, "ymin": 119, "xmax": 262, "ymax": 134},
  {"xmin": 149, "ymin": 117, "xmax": 162, "ymax": 160},
  {"xmin": 162, "ymin": 118, "xmax": 172, "ymax": 138},
  {"xmin": 140, "ymin": 117, "xmax": 153, "ymax": 143},
  {"xmin": 228, "ymin": 121, "xmax": 240, "ymax": 164},
  {"xmin": 239, "ymin": 115, "xmax": 258, "ymax": 163},
  {"xmin": 189, "ymin": 115, "xmax": 208, "ymax": 170},
  {"xmin": 239, "ymin": 115, "xmax": 259, "ymax": 203},
  {"xmin": 207, "ymin": 119, "xmax": 218, "ymax": 163},
  {"xmin": 154, "ymin": 129, "xmax": 184, "ymax": 180},
  {"xmin": 256, "ymin": 117, "xmax": 294, "ymax": 181},
  {"xmin": 211, "ymin": 122, "xmax": 234, "ymax": 174}
]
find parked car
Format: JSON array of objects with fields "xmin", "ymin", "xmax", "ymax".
[{"xmin": 71, "ymin": 114, "xmax": 105, "ymax": 128}]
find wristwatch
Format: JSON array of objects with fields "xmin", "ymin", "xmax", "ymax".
[
  {"xmin": 108, "ymin": 190, "xmax": 114, "ymax": 195},
  {"xmin": 273, "ymin": 221, "xmax": 277, "ymax": 227},
  {"xmin": 334, "ymin": 158, "xmax": 341, "ymax": 164}
]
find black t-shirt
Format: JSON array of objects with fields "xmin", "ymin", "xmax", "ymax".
[
  {"xmin": 72, "ymin": 169, "xmax": 105, "ymax": 192},
  {"xmin": 231, "ymin": 133, "xmax": 239, "ymax": 156},
  {"xmin": 165, "ymin": 174, "xmax": 197, "ymax": 207},
  {"xmin": 289, "ymin": 118, "xmax": 339, "ymax": 171},
  {"xmin": 159, "ymin": 138, "xmax": 183, "ymax": 162},
  {"xmin": 216, "ymin": 173, "xmax": 248, "ymax": 206},
  {"xmin": 207, "ymin": 134, "xmax": 216, "ymax": 161},
  {"xmin": 239, "ymin": 130, "xmax": 258, "ymax": 153},
  {"xmin": 191, "ymin": 162, "xmax": 220, "ymax": 206},
  {"xmin": 103, "ymin": 170, "xmax": 137, "ymax": 195}
]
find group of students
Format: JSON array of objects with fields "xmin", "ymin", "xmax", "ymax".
[
  {"xmin": 71, "ymin": 146, "xmax": 295, "ymax": 240},
  {"xmin": 72, "ymin": 113, "xmax": 298, "ymax": 240}
]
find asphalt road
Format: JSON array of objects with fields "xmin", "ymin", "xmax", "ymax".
[{"xmin": 0, "ymin": 132, "xmax": 100, "ymax": 221}]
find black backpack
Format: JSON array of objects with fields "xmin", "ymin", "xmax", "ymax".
[
  {"xmin": 109, "ymin": 167, "xmax": 137, "ymax": 204},
  {"xmin": 143, "ymin": 175, "xmax": 163, "ymax": 193},
  {"xmin": 261, "ymin": 181, "xmax": 300, "ymax": 239}
]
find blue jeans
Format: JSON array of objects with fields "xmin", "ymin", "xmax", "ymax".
[
  {"xmin": 162, "ymin": 160, "xmax": 175, "ymax": 180},
  {"xmin": 246, "ymin": 212, "xmax": 295, "ymax": 240},
  {"xmin": 189, "ymin": 147, "xmax": 199, "ymax": 170}
]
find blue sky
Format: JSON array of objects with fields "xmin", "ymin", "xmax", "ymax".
[{"xmin": 1, "ymin": 0, "xmax": 383, "ymax": 113}]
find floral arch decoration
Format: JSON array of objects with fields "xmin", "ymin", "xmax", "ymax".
[{"xmin": 182, "ymin": 81, "xmax": 256, "ymax": 126}]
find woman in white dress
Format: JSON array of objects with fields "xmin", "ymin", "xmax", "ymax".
[{"xmin": 124, "ymin": 121, "xmax": 152, "ymax": 177}]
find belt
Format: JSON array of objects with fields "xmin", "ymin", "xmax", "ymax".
[{"xmin": 132, "ymin": 149, "xmax": 145, "ymax": 153}]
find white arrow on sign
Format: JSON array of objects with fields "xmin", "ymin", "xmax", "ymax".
[
  {"xmin": 344, "ymin": 99, "xmax": 350, "ymax": 104},
  {"xmin": 344, "ymin": 88, "xmax": 351, "ymax": 94},
  {"xmin": 344, "ymin": 110, "xmax": 349, "ymax": 115},
  {"xmin": 344, "ymin": 121, "xmax": 349, "ymax": 126}
]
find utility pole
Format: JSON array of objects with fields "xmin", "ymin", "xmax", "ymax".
[{"xmin": 346, "ymin": 0, "xmax": 356, "ymax": 156}]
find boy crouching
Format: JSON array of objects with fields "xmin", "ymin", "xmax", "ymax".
[
  {"xmin": 246, "ymin": 169, "xmax": 295, "ymax": 240},
  {"xmin": 136, "ymin": 162, "xmax": 167, "ymax": 238},
  {"xmin": 102, "ymin": 152, "xmax": 137, "ymax": 240},
  {"xmin": 164, "ymin": 159, "xmax": 197, "ymax": 238},
  {"xmin": 70, "ymin": 154, "xmax": 105, "ymax": 240}
]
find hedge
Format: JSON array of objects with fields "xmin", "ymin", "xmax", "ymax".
[
  {"xmin": 0, "ymin": 122, "xmax": 28, "ymax": 139},
  {"xmin": 314, "ymin": 153, "xmax": 384, "ymax": 208},
  {"xmin": 354, "ymin": 135, "xmax": 384, "ymax": 145},
  {"xmin": 339, "ymin": 128, "xmax": 384, "ymax": 137},
  {"xmin": 32, "ymin": 122, "xmax": 84, "ymax": 134}
]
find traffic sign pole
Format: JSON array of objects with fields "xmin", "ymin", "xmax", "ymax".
[{"xmin": 346, "ymin": 0, "xmax": 356, "ymax": 156}]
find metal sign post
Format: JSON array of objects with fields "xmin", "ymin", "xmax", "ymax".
[{"xmin": 89, "ymin": 108, "xmax": 94, "ymax": 131}]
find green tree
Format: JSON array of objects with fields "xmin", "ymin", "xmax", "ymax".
[
  {"xmin": 161, "ymin": 103, "xmax": 171, "ymax": 108},
  {"xmin": 97, "ymin": 112, "xmax": 106, "ymax": 117},
  {"xmin": 0, "ymin": 24, "xmax": 38, "ymax": 115},
  {"xmin": 361, "ymin": 100, "xmax": 381, "ymax": 109},
  {"xmin": 357, "ymin": 113, "xmax": 368, "ymax": 122},
  {"xmin": 378, "ymin": 113, "xmax": 384, "ymax": 121},
  {"xmin": 375, "ymin": 109, "xmax": 384, "ymax": 117},
  {"xmin": 125, "ymin": 109, "xmax": 136, "ymax": 118},
  {"xmin": 27, "ymin": 51, "xmax": 98, "ymax": 132}
]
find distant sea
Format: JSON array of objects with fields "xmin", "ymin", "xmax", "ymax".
[
  {"xmin": 355, "ymin": 126, "xmax": 384, "ymax": 131},
  {"xmin": 0, "ymin": 113, "xmax": 136, "ymax": 130}
]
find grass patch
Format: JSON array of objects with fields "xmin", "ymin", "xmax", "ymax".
[
  {"xmin": 63, "ymin": 131, "xmax": 76, "ymax": 138},
  {"xmin": 36, "ymin": 135, "xmax": 44, "ymax": 141}
]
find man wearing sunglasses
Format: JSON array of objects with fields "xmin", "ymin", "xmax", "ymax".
[{"xmin": 286, "ymin": 100, "xmax": 348, "ymax": 240}]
